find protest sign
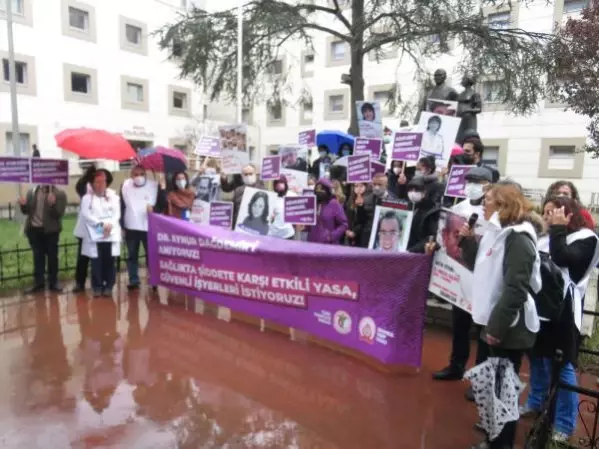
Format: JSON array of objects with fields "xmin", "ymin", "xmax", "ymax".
[
  {"xmin": 31, "ymin": 158, "xmax": 69, "ymax": 185},
  {"xmin": 391, "ymin": 132, "xmax": 423, "ymax": 162},
  {"xmin": 148, "ymin": 213, "xmax": 431, "ymax": 366},
  {"xmin": 284, "ymin": 195, "xmax": 317, "ymax": 225},
  {"xmin": 355, "ymin": 137, "xmax": 382, "ymax": 161},
  {"xmin": 302, "ymin": 188, "xmax": 315, "ymax": 196},
  {"xmin": 298, "ymin": 129, "xmax": 316, "ymax": 147},
  {"xmin": 209, "ymin": 201, "xmax": 234, "ymax": 229},
  {"xmin": 234, "ymin": 187, "xmax": 279, "ymax": 237},
  {"xmin": 444, "ymin": 165, "xmax": 476, "ymax": 198},
  {"xmin": 261, "ymin": 156, "xmax": 281, "ymax": 181},
  {"xmin": 0, "ymin": 157, "xmax": 30, "ymax": 183},
  {"xmin": 428, "ymin": 209, "xmax": 484, "ymax": 313},
  {"xmin": 191, "ymin": 175, "xmax": 220, "ymax": 202},
  {"xmin": 370, "ymin": 161, "xmax": 386, "ymax": 179},
  {"xmin": 219, "ymin": 125, "xmax": 250, "ymax": 174},
  {"xmin": 279, "ymin": 144, "xmax": 309, "ymax": 194},
  {"xmin": 194, "ymin": 136, "xmax": 221, "ymax": 157},
  {"xmin": 347, "ymin": 154, "xmax": 371, "ymax": 183},
  {"xmin": 416, "ymin": 112, "xmax": 461, "ymax": 167},
  {"xmin": 368, "ymin": 206, "xmax": 414, "ymax": 253},
  {"xmin": 356, "ymin": 101, "xmax": 383, "ymax": 138}
]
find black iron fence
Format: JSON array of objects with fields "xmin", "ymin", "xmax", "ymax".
[{"xmin": 526, "ymin": 310, "xmax": 599, "ymax": 449}]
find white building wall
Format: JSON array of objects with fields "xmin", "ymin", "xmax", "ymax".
[
  {"xmin": 0, "ymin": 0, "xmax": 206, "ymax": 163},
  {"xmin": 205, "ymin": 0, "xmax": 598, "ymax": 205}
]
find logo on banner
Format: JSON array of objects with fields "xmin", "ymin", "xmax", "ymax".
[
  {"xmin": 333, "ymin": 310, "xmax": 352, "ymax": 335},
  {"xmin": 358, "ymin": 316, "xmax": 376, "ymax": 344}
]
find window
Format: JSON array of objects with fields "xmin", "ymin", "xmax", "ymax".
[
  {"xmin": 127, "ymin": 82, "xmax": 144, "ymax": 103},
  {"xmin": 70, "ymin": 72, "xmax": 90, "ymax": 94},
  {"xmin": 172, "ymin": 38, "xmax": 183, "ymax": 57},
  {"xmin": 331, "ymin": 41, "xmax": 345, "ymax": 61},
  {"xmin": 304, "ymin": 54, "xmax": 314, "ymax": 71},
  {"xmin": 174, "ymin": 144, "xmax": 187, "ymax": 151},
  {"xmin": 173, "ymin": 91, "xmax": 187, "ymax": 109},
  {"xmin": 488, "ymin": 12, "xmax": 511, "ymax": 29},
  {"xmin": 0, "ymin": 0, "xmax": 24, "ymax": 15},
  {"xmin": 68, "ymin": 6, "xmax": 89, "ymax": 30},
  {"xmin": 373, "ymin": 91, "xmax": 389, "ymax": 113},
  {"xmin": 242, "ymin": 107, "xmax": 251, "ymax": 123},
  {"xmin": 269, "ymin": 60, "xmax": 283, "ymax": 75},
  {"xmin": 482, "ymin": 81, "xmax": 502, "ymax": 103},
  {"xmin": 481, "ymin": 146, "xmax": 499, "ymax": 167},
  {"xmin": 5, "ymin": 131, "xmax": 30, "ymax": 156},
  {"xmin": 2, "ymin": 59, "xmax": 27, "ymax": 84},
  {"xmin": 302, "ymin": 101, "xmax": 313, "ymax": 123},
  {"xmin": 329, "ymin": 94, "xmax": 344, "ymax": 112},
  {"xmin": 564, "ymin": 0, "xmax": 587, "ymax": 14},
  {"xmin": 268, "ymin": 101, "xmax": 282, "ymax": 121},
  {"xmin": 548, "ymin": 146, "xmax": 576, "ymax": 170},
  {"xmin": 125, "ymin": 24, "xmax": 142, "ymax": 45}
]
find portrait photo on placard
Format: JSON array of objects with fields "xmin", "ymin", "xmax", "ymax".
[
  {"xmin": 190, "ymin": 174, "xmax": 220, "ymax": 202},
  {"xmin": 279, "ymin": 144, "xmax": 309, "ymax": 194},
  {"xmin": 436, "ymin": 209, "xmax": 483, "ymax": 269},
  {"xmin": 235, "ymin": 187, "xmax": 279, "ymax": 237},
  {"xmin": 368, "ymin": 206, "xmax": 414, "ymax": 253},
  {"xmin": 356, "ymin": 101, "xmax": 383, "ymax": 138},
  {"xmin": 416, "ymin": 112, "xmax": 461, "ymax": 165}
]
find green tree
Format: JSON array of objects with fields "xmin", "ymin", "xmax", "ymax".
[{"xmin": 158, "ymin": 0, "xmax": 551, "ymax": 135}]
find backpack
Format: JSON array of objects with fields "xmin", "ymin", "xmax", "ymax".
[{"xmin": 531, "ymin": 251, "xmax": 565, "ymax": 322}]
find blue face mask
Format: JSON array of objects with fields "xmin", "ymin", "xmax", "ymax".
[
  {"xmin": 342, "ymin": 150, "xmax": 350, "ymax": 157},
  {"xmin": 319, "ymin": 151, "xmax": 327, "ymax": 158}
]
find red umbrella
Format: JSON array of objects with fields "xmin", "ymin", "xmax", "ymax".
[
  {"xmin": 134, "ymin": 146, "xmax": 187, "ymax": 172},
  {"xmin": 55, "ymin": 128, "xmax": 136, "ymax": 161}
]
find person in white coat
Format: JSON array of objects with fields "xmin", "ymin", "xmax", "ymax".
[
  {"xmin": 79, "ymin": 169, "xmax": 121, "ymax": 298},
  {"xmin": 268, "ymin": 176, "xmax": 297, "ymax": 240}
]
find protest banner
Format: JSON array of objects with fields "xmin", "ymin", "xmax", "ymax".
[
  {"xmin": 209, "ymin": 201, "xmax": 234, "ymax": 229},
  {"xmin": 279, "ymin": 144, "xmax": 309, "ymax": 194},
  {"xmin": 356, "ymin": 101, "xmax": 383, "ymax": 138},
  {"xmin": 368, "ymin": 206, "xmax": 414, "ymax": 253},
  {"xmin": 428, "ymin": 209, "xmax": 484, "ymax": 313},
  {"xmin": 261, "ymin": 156, "xmax": 281, "ymax": 181},
  {"xmin": 347, "ymin": 154, "xmax": 371, "ymax": 183},
  {"xmin": 31, "ymin": 158, "xmax": 69, "ymax": 185},
  {"xmin": 354, "ymin": 137, "xmax": 382, "ymax": 161},
  {"xmin": 234, "ymin": 187, "xmax": 279, "ymax": 237},
  {"xmin": 284, "ymin": 195, "xmax": 317, "ymax": 225},
  {"xmin": 416, "ymin": 112, "xmax": 461, "ymax": 167},
  {"xmin": 391, "ymin": 132, "xmax": 423, "ymax": 162},
  {"xmin": 370, "ymin": 161, "xmax": 386, "ymax": 179},
  {"xmin": 148, "ymin": 213, "xmax": 431, "ymax": 366},
  {"xmin": 298, "ymin": 129, "xmax": 316, "ymax": 147},
  {"xmin": 194, "ymin": 136, "xmax": 221, "ymax": 157},
  {"xmin": 0, "ymin": 157, "xmax": 30, "ymax": 183},
  {"xmin": 219, "ymin": 125, "xmax": 250, "ymax": 174},
  {"xmin": 444, "ymin": 165, "xmax": 476, "ymax": 198}
]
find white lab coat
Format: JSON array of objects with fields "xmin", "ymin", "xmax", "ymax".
[{"xmin": 79, "ymin": 190, "xmax": 122, "ymax": 258}]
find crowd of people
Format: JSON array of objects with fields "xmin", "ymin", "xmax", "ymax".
[{"xmin": 16, "ymin": 130, "xmax": 599, "ymax": 448}]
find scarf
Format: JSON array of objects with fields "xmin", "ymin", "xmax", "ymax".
[{"xmin": 167, "ymin": 189, "xmax": 195, "ymax": 218}]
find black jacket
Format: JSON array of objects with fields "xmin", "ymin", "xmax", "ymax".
[
  {"xmin": 345, "ymin": 193, "xmax": 376, "ymax": 248},
  {"xmin": 309, "ymin": 156, "xmax": 333, "ymax": 181},
  {"xmin": 407, "ymin": 198, "xmax": 440, "ymax": 253}
]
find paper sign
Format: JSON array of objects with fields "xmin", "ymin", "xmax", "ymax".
[
  {"xmin": 0, "ymin": 157, "xmax": 30, "ymax": 183},
  {"xmin": 298, "ymin": 129, "xmax": 316, "ymax": 147},
  {"xmin": 284, "ymin": 195, "xmax": 317, "ymax": 225},
  {"xmin": 195, "ymin": 136, "xmax": 221, "ymax": 157},
  {"xmin": 31, "ymin": 158, "xmax": 69, "ymax": 185},
  {"xmin": 355, "ymin": 137, "xmax": 382, "ymax": 161},
  {"xmin": 347, "ymin": 154, "xmax": 372, "ymax": 184},
  {"xmin": 444, "ymin": 165, "xmax": 476, "ymax": 198},
  {"xmin": 370, "ymin": 161, "xmax": 386, "ymax": 179},
  {"xmin": 391, "ymin": 132, "xmax": 423, "ymax": 161},
  {"xmin": 261, "ymin": 156, "xmax": 281, "ymax": 181},
  {"xmin": 209, "ymin": 201, "xmax": 234, "ymax": 229}
]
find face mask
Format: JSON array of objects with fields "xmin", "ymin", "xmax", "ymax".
[
  {"xmin": 315, "ymin": 191, "xmax": 327, "ymax": 202},
  {"xmin": 383, "ymin": 136, "xmax": 391, "ymax": 145},
  {"xmin": 342, "ymin": 150, "xmax": 350, "ymax": 157},
  {"xmin": 176, "ymin": 180, "xmax": 187, "ymax": 190},
  {"xmin": 133, "ymin": 176, "xmax": 145, "ymax": 187},
  {"xmin": 319, "ymin": 151, "xmax": 327, "ymax": 158},
  {"xmin": 464, "ymin": 182, "xmax": 485, "ymax": 200},
  {"xmin": 419, "ymin": 170, "xmax": 428, "ymax": 177},
  {"xmin": 373, "ymin": 187, "xmax": 385, "ymax": 197},
  {"xmin": 408, "ymin": 191, "xmax": 424, "ymax": 203},
  {"xmin": 462, "ymin": 155, "xmax": 474, "ymax": 165},
  {"xmin": 393, "ymin": 167, "xmax": 401, "ymax": 175},
  {"xmin": 243, "ymin": 175, "xmax": 256, "ymax": 186},
  {"xmin": 306, "ymin": 185, "xmax": 314, "ymax": 190},
  {"xmin": 205, "ymin": 168, "xmax": 217, "ymax": 175}
]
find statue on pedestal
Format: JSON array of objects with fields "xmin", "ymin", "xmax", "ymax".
[
  {"xmin": 416, "ymin": 68, "xmax": 459, "ymax": 123},
  {"xmin": 456, "ymin": 74, "xmax": 482, "ymax": 144}
]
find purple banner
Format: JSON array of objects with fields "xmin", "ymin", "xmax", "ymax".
[
  {"xmin": 0, "ymin": 157, "xmax": 30, "ymax": 183},
  {"xmin": 355, "ymin": 137, "xmax": 382, "ymax": 160},
  {"xmin": 370, "ymin": 161, "xmax": 386, "ymax": 179},
  {"xmin": 392, "ymin": 132, "xmax": 423, "ymax": 161},
  {"xmin": 347, "ymin": 154, "xmax": 371, "ymax": 184},
  {"xmin": 298, "ymin": 129, "xmax": 316, "ymax": 147},
  {"xmin": 148, "ymin": 214, "xmax": 430, "ymax": 366},
  {"xmin": 444, "ymin": 164, "xmax": 476, "ymax": 198},
  {"xmin": 31, "ymin": 158, "xmax": 69, "ymax": 185},
  {"xmin": 209, "ymin": 201, "xmax": 234, "ymax": 229},
  {"xmin": 195, "ymin": 136, "xmax": 221, "ymax": 157},
  {"xmin": 261, "ymin": 156, "xmax": 281, "ymax": 181},
  {"xmin": 284, "ymin": 195, "xmax": 316, "ymax": 225}
]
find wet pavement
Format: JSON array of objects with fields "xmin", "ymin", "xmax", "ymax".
[{"xmin": 0, "ymin": 283, "xmax": 526, "ymax": 449}]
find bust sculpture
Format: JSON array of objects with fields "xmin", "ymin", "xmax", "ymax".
[
  {"xmin": 456, "ymin": 74, "xmax": 482, "ymax": 144},
  {"xmin": 416, "ymin": 68, "xmax": 459, "ymax": 123}
]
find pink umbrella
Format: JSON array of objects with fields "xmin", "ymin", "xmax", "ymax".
[{"xmin": 134, "ymin": 146, "xmax": 188, "ymax": 173}]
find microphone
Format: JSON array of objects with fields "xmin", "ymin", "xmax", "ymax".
[{"xmin": 458, "ymin": 213, "xmax": 479, "ymax": 245}]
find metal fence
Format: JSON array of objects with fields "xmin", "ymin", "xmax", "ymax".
[{"xmin": 526, "ymin": 310, "xmax": 599, "ymax": 449}]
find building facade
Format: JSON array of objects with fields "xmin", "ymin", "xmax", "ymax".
[
  {"xmin": 205, "ymin": 0, "xmax": 598, "ymax": 205},
  {"xmin": 0, "ymin": 0, "xmax": 205, "ymax": 168}
]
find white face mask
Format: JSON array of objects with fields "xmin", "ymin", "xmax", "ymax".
[
  {"xmin": 205, "ymin": 168, "xmax": 217, "ymax": 175},
  {"xmin": 408, "ymin": 191, "xmax": 424, "ymax": 203},
  {"xmin": 176, "ymin": 179, "xmax": 187, "ymax": 190},
  {"xmin": 133, "ymin": 176, "xmax": 146, "ymax": 187},
  {"xmin": 393, "ymin": 167, "xmax": 401, "ymax": 175},
  {"xmin": 464, "ymin": 182, "xmax": 485, "ymax": 200},
  {"xmin": 243, "ymin": 174, "xmax": 256, "ymax": 186}
]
